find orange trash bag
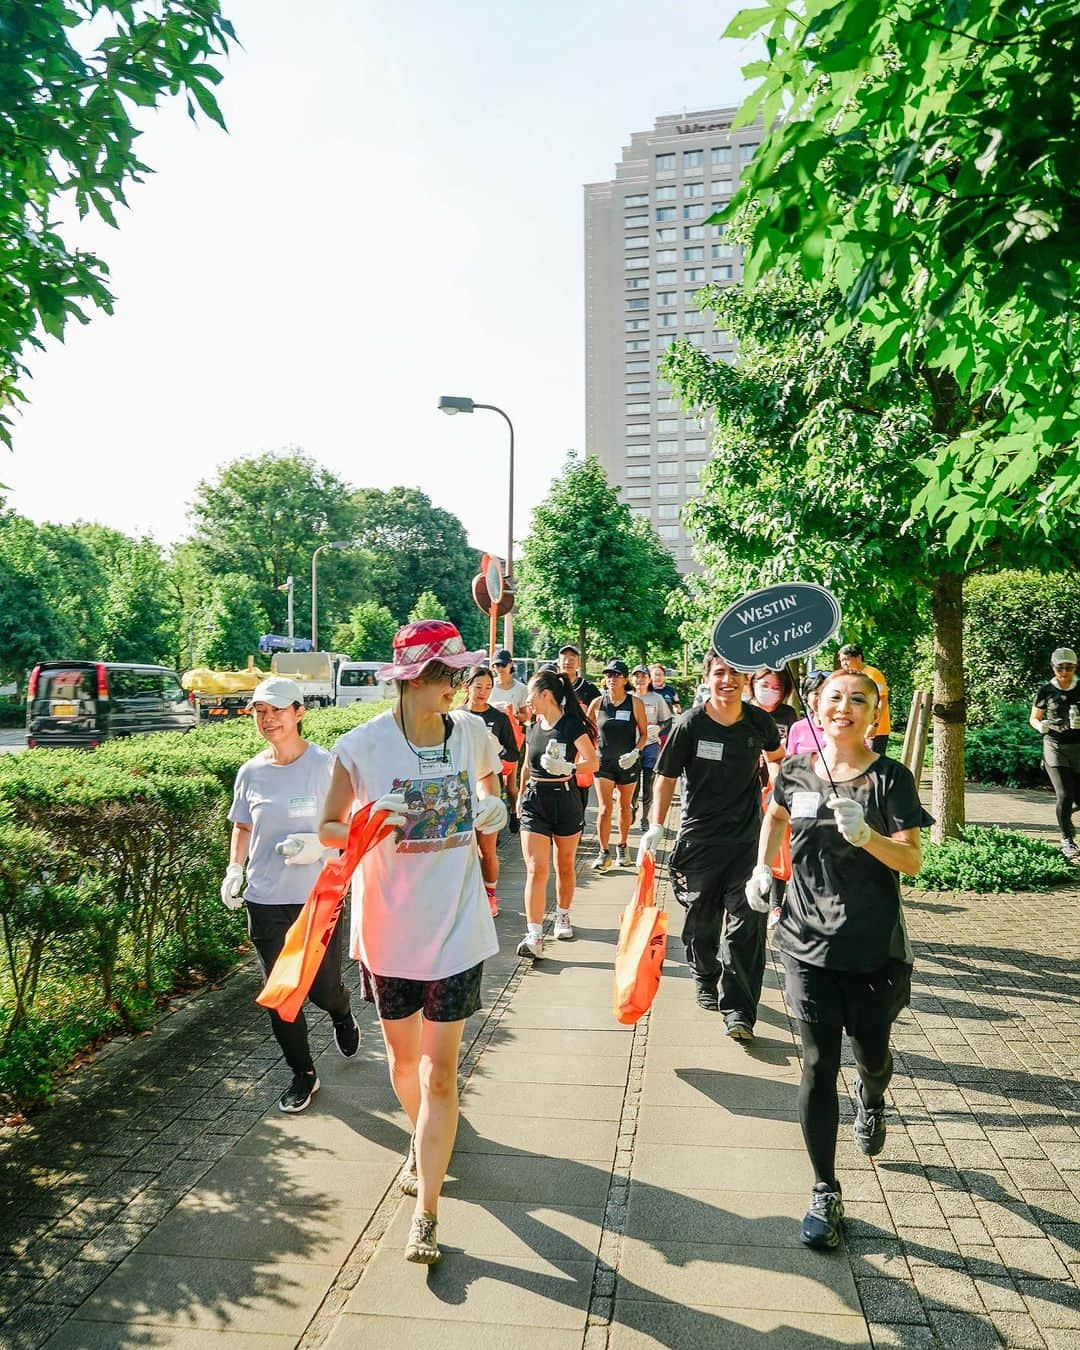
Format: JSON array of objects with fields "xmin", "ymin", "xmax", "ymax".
[
  {"xmin": 256, "ymin": 802, "xmax": 395, "ymax": 1023},
  {"xmin": 613, "ymin": 852, "xmax": 668, "ymax": 1025},
  {"xmin": 762, "ymin": 785, "xmax": 792, "ymax": 882}
]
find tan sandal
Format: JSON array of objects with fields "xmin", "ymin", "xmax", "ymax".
[
  {"xmin": 399, "ymin": 1135, "xmax": 418, "ymax": 1197},
  {"xmin": 405, "ymin": 1209, "xmax": 439, "ymax": 1264}
]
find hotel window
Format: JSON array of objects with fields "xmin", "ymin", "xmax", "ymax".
[
  {"xmin": 656, "ymin": 249, "xmax": 676, "ymax": 263},
  {"xmin": 656, "ymin": 227, "xmax": 676, "ymax": 242},
  {"xmin": 657, "ymin": 461, "xmax": 678, "ymax": 477},
  {"xmin": 625, "ymin": 256, "xmax": 648, "ymax": 269},
  {"xmin": 684, "ymin": 182, "xmax": 704, "ymax": 198},
  {"xmin": 625, "ymin": 319, "xmax": 649, "ymax": 331},
  {"xmin": 712, "ymin": 330, "xmax": 730, "ymax": 347},
  {"xmin": 712, "ymin": 146, "xmax": 732, "ymax": 165},
  {"xmin": 684, "ymin": 225, "xmax": 705, "ymax": 241},
  {"xmin": 625, "ymin": 381, "xmax": 650, "ymax": 394},
  {"xmin": 626, "ymin": 464, "xmax": 651, "ymax": 478},
  {"xmin": 625, "ymin": 214, "xmax": 648, "ymax": 228},
  {"xmin": 626, "ymin": 359, "xmax": 650, "ymax": 373},
  {"xmin": 711, "ymin": 224, "xmax": 723, "ymax": 237},
  {"xmin": 717, "ymin": 349, "xmax": 737, "ymax": 364},
  {"xmin": 714, "ymin": 264, "xmax": 733, "ymax": 280},
  {"xmin": 740, "ymin": 142, "xmax": 760, "ymax": 161},
  {"xmin": 685, "ymin": 267, "xmax": 705, "ymax": 283},
  {"xmin": 656, "ymin": 270, "xmax": 676, "ymax": 284},
  {"xmin": 626, "ymin": 276, "xmax": 649, "ymax": 290},
  {"xmin": 685, "ymin": 439, "xmax": 706, "ymax": 458},
  {"xmin": 624, "ymin": 486, "xmax": 650, "ymax": 500},
  {"xmin": 712, "ymin": 244, "xmax": 734, "ymax": 260},
  {"xmin": 684, "ymin": 204, "xmax": 706, "ymax": 220},
  {"xmin": 684, "ymin": 246, "xmax": 704, "ymax": 261},
  {"xmin": 625, "ymin": 235, "xmax": 647, "ymax": 250},
  {"xmin": 657, "ymin": 397, "xmax": 679, "ymax": 412},
  {"xmin": 630, "ymin": 507, "xmax": 651, "ymax": 519},
  {"xmin": 625, "ymin": 402, "xmax": 650, "ymax": 415},
  {"xmin": 658, "ymin": 504, "xmax": 681, "ymax": 520},
  {"xmin": 685, "ymin": 288, "xmax": 704, "ymax": 304},
  {"xmin": 711, "ymin": 179, "xmax": 732, "ymax": 197},
  {"xmin": 657, "ymin": 440, "xmax": 679, "ymax": 456},
  {"xmin": 655, "ymin": 153, "xmax": 675, "ymax": 172},
  {"xmin": 656, "ymin": 290, "xmax": 676, "ymax": 306},
  {"xmin": 657, "ymin": 419, "xmax": 678, "ymax": 434},
  {"xmin": 625, "ymin": 193, "xmax": 648, "ymax": 206},
  {"xmin": 626, "ymin": 297, "xmax": 649, "ymax": 311},
  {"xmin": 656, "ymin": 206, "xmax": 676, "ymax": 222},
  {"xmin": 655, "ymin": 185, "xmax": 677, "ymax": 201},
  {"xmin": 657, "ymin": 334, "xmax": 676, "ymax": 349},
  {"xmin": 626, "ymin": 339, "xmax": 650, "ymax": 352},
  {"xmin": 684, "ymin": 309, "xmax": 702, "ymax": 326},
  {"xmin": 685, "ymin": 482, "xmax": 703, "ymax": 498},
  {"xmin": 687, "ymin": 331, "xmax": 705, "ymax": 347},
  {"xmin": 657, "ymin": 312, "xmax": 678, "ymax": 327},
  {"xmin": 657, "ymin": 481, "xmax": 680, "ymax": 497},
  {"xmin": 658, "ymin": 526, "xmax": 680, "ymax": 540},
  {"xmin": 683, "ymin": 149, "xmax": 703, "ymax": 168}
]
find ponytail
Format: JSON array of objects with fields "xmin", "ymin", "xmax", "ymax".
[{"xmin": 531, "ymin": 669, "xmax": 598, "ymax": 742}]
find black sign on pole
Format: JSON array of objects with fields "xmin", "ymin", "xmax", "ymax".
[{"xmin": 711, "ymin": 582, "xmax": 842, "ymax": 673}]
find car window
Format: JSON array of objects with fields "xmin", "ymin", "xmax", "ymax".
[
  {"xmin": 109, "ymin": 669, "xmax": 138, "ymax": 700},
  {"xmin": 135, "ymin": 670, "xmax": 164, "ymax": 699},
  {"xmin": 38, "ymin": 669, "xmax": 94, "ymax": 702},
  {"xmin": 340, "ymin": 670, "xmax": 376, "ymax": 687},
  {"xmin": 161, "ymin": 676, "xmax": 186, "ymax": 703}
]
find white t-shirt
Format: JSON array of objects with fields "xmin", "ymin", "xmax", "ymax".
[
  {"xmin": 332, "ymin": 708, "xmax": 499, "ymax": 980},
  {"xmin": 488, "ymin": 678, "xmax": 528, "ymax": 720},
  {"xmin": 639, "ymin": 690, "xmax": 673, "ymax": 743}
]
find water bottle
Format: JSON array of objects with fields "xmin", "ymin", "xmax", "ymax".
[{"xmin": 1069, "ymin": 704, "xmax": 1080, "ymax": 731}]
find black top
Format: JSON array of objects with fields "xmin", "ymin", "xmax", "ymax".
[
  {"xmin": 756, "ymin": 701, "xmax": 799, "ymax": 786},
  {"xmin": 1034, "ymin": 682, "xmax": 1080, "ymax": 761},
  {"xmin": 772, "ymin": 754, "xmax": 933, "ymax": 972},
  {"xmin": 656, "ymin": 702, "xmax": 781, "ymax": 866},
  {"xmin": 526, "ymin": 711, "xmax": 590, "ymax": 780},
  {"xmin": 573, "ymin": 676, "xmax": 602, "ymax": 708},
  {"xmin": 470, "ymin": 705, "xmax": 518, "ymax": 763},
  {"xmin": 597, "ymin": 694, "xmax": 639, "ymax": 765},
  {"xmin": 654, "ymin": 684, "xmax": 678, "ymax": 711}
]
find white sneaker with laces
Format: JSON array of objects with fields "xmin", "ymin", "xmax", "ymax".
[
  {"xmin": 516, "ymin": 932, "xmax": 544, "ymax": 959},
  {"xmin": 553, "ymin": 910, "xmax": 574, "ymax": 941}
]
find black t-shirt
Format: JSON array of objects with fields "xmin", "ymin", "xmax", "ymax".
[
  {"xmin": 656, "ymin": 703, "xmax": 781, "ymax": 866},
  {"xmin": 597, "ymin": 694, "xmax": 638, "ymax": 765},
  {"xmin": 574, "ymin": 677, "xmax": 601, "ymax": 709},
  {"xmin": 1034, "ymin": 682, "xmax": 1080, "ymax": 763},
  {"xmin": 470, "ymin": 704, "xmax": 518, "ymax": 763},
  {"xmin": 654, "ymin": 684, "xmax": 678, "ymax": 711},
  {"xmin": 772, "ymin": 754, "xmax": 933, "ymax": 973},
  {"xmin": 526, "ymin": 711, "xmax": 589, "ymax": 780}
]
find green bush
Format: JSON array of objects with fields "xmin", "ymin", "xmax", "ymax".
[
  {"xmin": 964, "ymin": 701, "xmax": 1046, "ymax": 787},
  {"xmin": 911, "ymin": 825, "xmax": 1073, "ymax": 892},
  {"xmin": 0, "ymin": 701, "xmax": 386, "ymax": 1107}
]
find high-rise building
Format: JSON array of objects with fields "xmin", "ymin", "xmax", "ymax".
[{"xmin": 584, "ymin": 107, "xmax": 761, "ymax": 571}]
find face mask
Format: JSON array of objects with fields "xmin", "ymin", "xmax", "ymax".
[{"xmin": 756, "ymin": 687, "xmax": 782, "ymax": 710}]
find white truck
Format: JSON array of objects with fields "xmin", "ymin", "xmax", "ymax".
[{"xmin": 269, "ymin": 651, "xmax": 339, "ymax": 708}]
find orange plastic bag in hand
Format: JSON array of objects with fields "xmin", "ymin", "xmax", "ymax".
[
  {"xmin": 762, "ymin": 785, "xmax": 791, "ymax": 882},
  {"xmin": 613, "ymin": 852, "xmax": 668, "ymax": 1025},
  {"xmin": 256, "ymin": 803, "xmax": 395, "ymax": 1023}
]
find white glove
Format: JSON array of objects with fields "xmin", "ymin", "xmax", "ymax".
[
  {"xmin": 372, "ymin": 792, "xmax": 409, "ymax": 829},
  {"xmin": 277, "ymin": 832, "xmax": 330, "ymax": 867},
  {"xmin": 826, "ymin": 795, "xmax": 872, "ymax": 847},
  {"xmin": 474, "ymin": 794, "xmax": 509, "ymax": 835},
  {"xmin": 745, "ymin": 864, "xmax": 773, "ymax": 913},
  {"xmin": 540, "ymin": 739, "xmax": 574, "ymax": 776},
  {"xmin": 220, "ymin": 862, "xmax": 244, "ymax": 909},
  {"xmin": 636, "ymin": 823, "xmax": 664, "ymax": 866},
  {"xmin": 618, "ymin": 748, "xmax": 640, "ymax": 770}
]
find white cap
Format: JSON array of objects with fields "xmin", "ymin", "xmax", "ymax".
[
  {"xmin": 1051, "ymin": 648, "xmax": 1077, "ymax": 667},
  {"xmin": 248, "ymin": 676, "xmax": 304, "ymax": 708}
]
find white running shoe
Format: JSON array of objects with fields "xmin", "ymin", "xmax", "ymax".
[
  {"xmin": 553, "ymin": 910, "xmax": 574, "ymax": 941},
  {"xmin": 516, "ymin": 933, "xmax": 544, "ymax": 960}
]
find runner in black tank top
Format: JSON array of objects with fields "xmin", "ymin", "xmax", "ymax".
[{"xmin": 587, "ymin": 661, "xmax": 647, "ymax": 870}]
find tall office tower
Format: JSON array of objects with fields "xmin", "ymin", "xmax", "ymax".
[{"xmin": 584, "ymin": 108, "xmax": 761, "ymax": 571}]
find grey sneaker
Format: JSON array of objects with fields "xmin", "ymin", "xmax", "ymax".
[
  {"xmin": 614, "ymin": 844, "xmax": 629, "ymax": 867},
  {"xmin": 405, "ymin": 1210, "xmax": 440, "ymax": 1264},
  {"xmin": 801, "ymin": 1184, "xmax": 844, "ymax": 1249},
  {"xmin": 853, "ymin": 1079, "xmax": 887, "ymax": 1156},
  {"xmin": 591, "ymin": 849, "xmax": 612, "ymax": 872},
  {"xmin": 399, "ymin": 1135, "xmax": 418, "ymax": 1196},
  {"xmin": 1062, "ymin": 837, "xmax": 1079, "ymax": 862},
  {"xmin": 516, "ymin": 932, "xmax": 544, "ymax": 960},
  {"xmin": 553, "ymin": 910, "xmax": 574, "ymax": 941}
]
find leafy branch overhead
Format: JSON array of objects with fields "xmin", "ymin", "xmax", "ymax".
[{"xmin": 0, "ymin": 1, "xmax": 238, "ymax": 446}]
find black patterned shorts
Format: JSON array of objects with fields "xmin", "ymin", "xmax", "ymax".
[{"xmin": 360, "ymin": 960, "xmax": 484, "ymax": 1023}]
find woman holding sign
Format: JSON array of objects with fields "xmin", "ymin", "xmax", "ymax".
[{"xmin": 749, "ymin": 669, "xmax": 932, "ymax": 1250}]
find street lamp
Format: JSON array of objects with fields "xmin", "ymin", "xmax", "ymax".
[
  {"xmin": 311, "ymin": 540, "xmax": 362, "ymax": 651},
  {"xmin": 437, "ymin": 394, "xmax": 515, "ymax": 648}
]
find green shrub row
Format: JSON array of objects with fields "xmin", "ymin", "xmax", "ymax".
[
  {"xmin": 0, "ymin": 702, "xmax": 386, "ymax": 1108},
  {"xmin": 964, "ymin": 701, "xmax": 1046, "ymax": 788},
  {"xmin": 911, "ymin": 825, "xmax": 1073, "ymax": 892}
]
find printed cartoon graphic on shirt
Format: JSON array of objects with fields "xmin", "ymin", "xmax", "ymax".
[{"xmin": 395, "ymin": 771, "xmax": 474, "ymax": 853}]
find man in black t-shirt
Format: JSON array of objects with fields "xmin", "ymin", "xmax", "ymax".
[
  {"xmin": 558, "ymin": 645, "xmax": 601, "ymax": 708},
  {"xmin": 640, "ymin": 650, "xmax": 783, "ymax": 1037}
]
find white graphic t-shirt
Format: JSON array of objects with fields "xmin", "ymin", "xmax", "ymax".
[{"xmin": 332, "ymin": 709, "xmax": 499, "ymax": 980}]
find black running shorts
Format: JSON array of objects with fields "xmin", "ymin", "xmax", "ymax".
[
  {"xmin": 360, "ymin": 961, "xmax": 483, "ymax": 1023},
  {"xmin": 596, "ymin": 759, "xmax": 639, "ymax": 787},
  {"xmin": 519, "ymin": 779, "xmax": 585, "ymax": 838},
  {"xmin": 781, "ymin": 954, "xmax": 911, "ymax": 1034}
]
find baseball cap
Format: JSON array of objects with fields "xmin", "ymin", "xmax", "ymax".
[
  {"xmin": 249, "ymin": 676, "xmax": 304, "ymax": 709},
  {"xmin": 1052, "ymin": 647, "xmax": 1077, "ymax": 666},
  {"xmin": 558, "ymin": 644, "xmax": 580, "ymax": 656},
  {"xmin": 630, "ymin": 664, "xmax": 650, "ymax": 676},
  {"xmin": 493, "ymin": 648, "xmax": 513, "ymax": 666},
  {"xmin": 603, "ymin": 659, "xmax": 630, "ymax": 677}
]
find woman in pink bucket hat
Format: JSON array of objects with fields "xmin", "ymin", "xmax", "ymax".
[{"xmin": 320, "ymin": 620, "xmax": 507, "ymax": 1263}]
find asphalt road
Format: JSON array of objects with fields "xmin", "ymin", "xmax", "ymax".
[{"xmin": 0, "ymin": 728, "xmax": 27, "ymax": 753}]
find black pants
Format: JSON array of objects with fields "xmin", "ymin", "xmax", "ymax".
[
  {"xmin": 672, "ymin": 843, "xmax": 763, "ymax": 1024},
  {"xmin": 797, "ymin": 1017, "xmax": 894, "ymax": 1188},
  {"xmin": 632, "ymin": 764, "xmax": 655, "ymax": 821},
  {"xmin": 248, "ymin": 901, "xmax": 352, "ymax": 1075},
  {"xmin": 1045, "ymin": 762, "xmax": 1080, "ymax": 839}
]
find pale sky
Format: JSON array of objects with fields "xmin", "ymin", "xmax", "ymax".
[{"xmin": 6, "ymin": 0, "xmax": 750, "ymax": 558}]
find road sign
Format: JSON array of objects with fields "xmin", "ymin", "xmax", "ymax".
[{"xmin": 711, "ymin": 582, "xmax": 841, "ymax": 672}]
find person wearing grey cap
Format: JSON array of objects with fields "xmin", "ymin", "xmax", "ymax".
[{"xmin": 1030, "ymin": 648, "xmax": 1080, "ymax": 861}]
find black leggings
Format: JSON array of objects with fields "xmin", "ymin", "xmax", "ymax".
[
  {"xmin": 1045, "ymin": 762, "xmax": 1079, "ymax": 839},
  {"xmin": 796, "ymin": 1019, "xmax": 894, "ymax": 1188}
]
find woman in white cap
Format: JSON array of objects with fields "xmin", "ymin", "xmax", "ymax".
[
  {"xmin": 1030, "ymin": 647, "xmax": 1080, "ymax": 861},
  {"xmin": 319, "ymin": 620, "xmax": 507, "ymax": 1265},
  {"xmin": 221, "ymin": 676, "xmax": 360, "ymax": 1116}
]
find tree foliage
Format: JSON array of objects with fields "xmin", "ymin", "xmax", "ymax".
[
  {"xmin": 408, "ymin": 590, "xmax": 449, "ymax": 624},
  {"xmin": 98, "ymin": 539, "xmax": 178, "ymax": 665},
  {"xmin": 194, "ymin": 573, "xmax": 268, "ymax": 670},
  {"xmin": 331, "ymin": 601, "xmax": 398, "ymax": 663},
  {"xmin": 0, "ymin": 1, "xmax": 237, "ymax": 446},
  {"xmin": 725, "ymin": 0, "xmax": 1080, "ymax": 553}
]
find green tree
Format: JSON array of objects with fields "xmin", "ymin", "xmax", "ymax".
[
  {"xmin": 35, "ymin": 522, "xmax": 110, "ymax": 658},
  {"xmin": 0, "ymin": 543, "xmax": 65, "ymax": 689},
  {"xmin": 0, "ymin": 2, "xmax": 236, "ymax": 446},
  {"xmin": 98, "ymin": 540, "xmax": 178, "ymax": 665},
  {"xmin": 519, "ymin": 453, "xmax": 683, "ymax": 670},
  {"xmin": 724, "ymin": 0, "xmax": 1079, "ymax": 551},
  {"xmin": 408, "ymin": 590, "xmax": 450, "ymax": 624},
  {"xmin": 194, "ymin": 573, "xmax": 269, "ymax": 670},
  {"xmin": 331, "ymin": 601, "xmax": 398, "ymax": 662},
  {"xmin": 663, "ymin": 274, "xmax": 1078, "ymax": 836},
  {"xmin": 187, "ymin": 450, "xmax": 369, "ymax": 638}
]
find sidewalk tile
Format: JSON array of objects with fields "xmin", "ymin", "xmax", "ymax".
[
  {"xmin": 470, "ymin": 1051, "xmax": 629, "ymax": 1087},
  {"xmin": 625, "ymin": 1186, "xmax": 807, "ymax": 1246},
  {"xmin": 325, "ymin": 1316, "xmax": 584, "ymax": 1349},
  {"xmin": 455, "ymin": 1113, "xmax": 620, "ymax": 1161},
  {"xmin": 634, "ymin": 1104, "xmax": 801, "ymax": 1150},
  {"xmin": 461, "ymin": 1080, "xmax": 624, "ymax": 1121},
  {"xmin": 608, "ymin": 1301, "xmax": 871, "ymax": 1347},
  {"xmin": 381, "ymin": 1199, "xmax": 603, "ymax": 1259},
  {"xmin": 45, "ymin": 1325, "xmax": 295, "ymax": 1348},
  {"xmin": 632, "ymin": 1142, "xmax": 811, "ymax": 1195},
  {"xmin": 445, "ymin": 1153, "xmax": 611, "ymax": 1207}
]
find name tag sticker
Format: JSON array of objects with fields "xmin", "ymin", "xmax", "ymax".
[
  {"xmin": 417, "ymin": 750, "xmax": 449, "ymax": 779},
  {"xmin": 790, "ymin": 791, "xmax": 822, "ymax": 819},
  {"xmin": 696, "ymin": 741, "xmax": 725, "ymax": 762},
  {"xmin": 287, "ymin": 794, "xmax": 316, "ymax": 819},
  {"xmin": 615, "ymin": 710, "xmax": 632, "ymax": 721}
]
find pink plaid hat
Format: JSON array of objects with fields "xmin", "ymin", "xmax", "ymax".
[{"xmin": 377, "ymin": 620, "xmax": 487, "ymax": 681}]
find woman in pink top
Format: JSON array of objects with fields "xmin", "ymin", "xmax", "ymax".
[{"xmin": 787, "ymin": 671, "xmax": 829, "ymax": 757}]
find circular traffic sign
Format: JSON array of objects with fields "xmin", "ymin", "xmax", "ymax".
[{"xmin": 485, "ymin": 555, "xmax": 504, "ymax": 606}]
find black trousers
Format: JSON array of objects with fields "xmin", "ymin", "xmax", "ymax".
[
  {"xmin": 632, "ymin": 764, "xmax": 655, "ymax": 821},
  {"xmin": 672, "ymin": 842, "xmax": 763, "ymax": 1024},
  {"xmin": 1045, "ymin": 762, "xmax": 1080, "ymax": 839},
  {"xmin": 797, "ymin": 1017, "xmax": 894, "ymax": 1189},
  {"xmin": 247, "ymin": 901, "xmax": 352, "ymax": 1075}
]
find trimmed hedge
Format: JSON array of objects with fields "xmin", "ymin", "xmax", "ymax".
[
  {"xmin": 965, "ymin": 701, "xmax": 1046, "ymax": 788},
  {"xmin": 912, "ymin": 824, "xmax": 1073, "ymax": 892},
  {"xmin": 0, "ymin": 702, "xmax": 387, "ymax": 1108}
]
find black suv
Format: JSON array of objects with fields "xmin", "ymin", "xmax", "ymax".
[{"xmin": 26, "ymin": 662, "xmax": 197, "ymax": 749}]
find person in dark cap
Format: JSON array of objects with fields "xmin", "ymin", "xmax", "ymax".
[
  {"xmin": 558, "ymin": 645, "xmax": 600, "ymax": 814},
  {"xmin": 488, "ymin": 648, "xmax": 528, "ymax": 834},
  {"xmin": 586, "ymin": 659, "xmax": 648, "ymax": 869}
]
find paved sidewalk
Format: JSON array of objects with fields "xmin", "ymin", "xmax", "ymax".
[{"xmin": 1, "ymin": 784, "xmax": 1077, "ymax": 1348}]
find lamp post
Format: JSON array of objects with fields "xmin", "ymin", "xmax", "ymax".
[
  {"xmin": 311, "ymin": 540, "xmax": 362, "ymax": 651},
  {"xmin": 277, "ymin": 576, "xmax": 295, "ymax": 645},
  {"xmin": 438, "ymin": 394, "xmax": 515, "ymax": 649}
]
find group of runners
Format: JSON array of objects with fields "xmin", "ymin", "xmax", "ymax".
[{"xmin": 221, "ymin": 618, "xmax": 1076, "ymax": 1263}]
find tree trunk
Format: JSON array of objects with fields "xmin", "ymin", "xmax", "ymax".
[
  {"xmin": 931, "ymin": 570, "xmax": 966, "ymax": 841},
  {"xmin": 578, "ymin": 619, "xmax": 587, "ymax": 677}
]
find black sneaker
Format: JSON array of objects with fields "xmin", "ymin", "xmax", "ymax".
[
  {"xmin": 853, "ymin": 1078, "xmax": 887, "ymax": 1156},
  {"xmin": 694, "ymin": 978, "xmax": 719, "ymax": 1012},
  {"xmin": 639, "ymin": 815, "xmax": 649, "ymax": 832},
  {"xmin": 509, "ymin": 812, "xmax": 520, "ymax": 836},
  {"xmin": 801, "ymin": 1184, "xmax": 844, "ymax": 1249},
  {"xmin": 333, "ymin": 1013, "xmax": 360, "ymax": 1059},
  {"xmin": 725, "ymin": 1015, "xmax": 754, "ymax": 1042},
  {"xmin": 279, "ymin": 1071, "xmax": 319, "ymax": 1114}
]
